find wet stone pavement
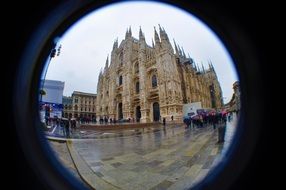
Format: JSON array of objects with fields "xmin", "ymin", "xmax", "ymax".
[
  {"xmin": 47, "ymin": 141, "xmax": 91, "ymax": 188},
  {"xmin": 48, "ymin": 115, "xmax": 237, "ymax": 190}
]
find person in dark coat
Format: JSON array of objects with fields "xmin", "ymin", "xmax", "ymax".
[
  {"xmin": 163, "ymin": 117, "xmax": 166, "ymax": 126},
  {"xmin": 64, "ymin": 119, "xmax": 70, "ymax": 138},
  {"xmin": 71, "ymin": 119, "xmax": 76, "ymax": 133}
]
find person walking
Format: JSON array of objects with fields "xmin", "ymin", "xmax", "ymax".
[
  {"xmin": 212, "ymin": 113, "xmax": 218, "ymax": 130},
  {"xmin": 188, "ymin": 117, "xmax": 193, "ymax": 129},
  {"xmin": 163, "ymin": 117, "xmax": 166, "ymax": 127},
  {"xmin": 183, "ymin": 117, "xmax": 189, "ymax": 129},
  {"xmin": 64, "ymin": 119, "xmax": 70, "ymax": 138},
  {"xmin": 71, "ymin": 119, "xmax": 76, "ymax": 134}
]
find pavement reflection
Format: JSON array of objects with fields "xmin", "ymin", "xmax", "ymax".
[{"xmin": 47, "ymin": 114, "xmax": 238, "ymax": 190}]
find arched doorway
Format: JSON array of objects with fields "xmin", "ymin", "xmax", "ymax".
[
  {"xmin": 118, "ymin": 103, "xmax": 123, "ymax": 120},
  {"xmin": 153, "ymin": 102, "xmax": 160, "ymax": 122},
  {"xmin": 136, "ymin": 106, "xmax": 141, "ymax": 122}
]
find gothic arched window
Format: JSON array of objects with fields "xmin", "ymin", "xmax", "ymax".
[
  {"xmin": 152, "ymin": 75, "xmax": 157, "ymax": 88},
  {"xmin": 135, "ymin": 62, "xmax": 139, "ymax": 73},
  {"xmin": 119, "ymin": 52, "xmax": 123, "ymax": 65},
  {"xmin": 135, "ymin": 81, "xmax": 140, "ymax": 94},
  {"xmin": 119, "ymin": 75, "xmax": 123, "ymax": 85}
]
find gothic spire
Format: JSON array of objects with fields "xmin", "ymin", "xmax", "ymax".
[
  {"xmin": 194, "ymin": 63, "xmax": 197, "ymax": 71},
  {"xmin": 158, "ymin": 24, "xmax": 165, "ymax": 41},
  {"xmin": 98, "ymin": 71, "xmax": 102, "ymax": 83},
  {"xmin": 125, "ymin": 28, "xmax": 129, "ymax": 39},
  {"xmin": 209, "ymin": 60, "xmax": 214, "ymax": 70},
  {"xmin": 99, "ymin": 68, "xmax": 103, "ymax": 76},
  {"xmin": 152, "ymin": 38, "xmax": 155, "ymax": 48},
  {"xmin": 173, "ymin": 39, "xmax": 179, "ymax": 55},
  {"xmin": 139, "ymin": 26, "xmax": 142, "ymax": 36},
  {"xmin": 181, "ymin": 46, "xmax": 186, "ymax": 58},
  {"xmin": 154, "ymin": 26, "xmax": 160, "ymax": 44},
  {"xmin": 105, "ymin": 55, "xmax": 109, "ymax": 68},
  {"xmin": 129, "ymin": 26, "xmax": 132, "ymax": 37},
  {"xmin": 178, "ymin": 45, "xmax": 183, "ymax": 57},
  {"xmin": 125, "ymin": 27, "xmax": 131, "ymax": 39},
  {"xmin": 158, "ymin": 24, "xmax": 163, "ymax": 32},
  {"xmin": 139, "ymin": 26, "xmax": 143, "ymax": 39},
  {"xmin": 139, "ymin": 26, "xmax": 145, "ymax": 41},
  {"xmin": 162, "ymin": 26, "xmax": 169, "ymax": 41},
  {"xmin": 207, "ymin": 60, "xmax": 210, "ymax": 70},
  {"xmin": 202, "ymin": 63, "xmax": 205, "ymax": 73},
  {"xmin": 112, "ymin": 38, "xmax": 118, "ymax": 50}
]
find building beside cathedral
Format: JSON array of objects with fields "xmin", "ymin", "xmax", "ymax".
[
  {"xmin": 62, "ymin": 91, "xmax": 97, "ymax": 120},
  {"xmin": 96, "ymin": 26, "xmax": 223, "ymax": 122},
  {"xmin": 224, "ymin": 81, "xmax": 240, "ymax": 114}
]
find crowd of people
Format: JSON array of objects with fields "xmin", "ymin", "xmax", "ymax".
[
  {"xmin": 183, "ymin": 111, "xmax": 234, "ymax": 129},
  {"xmin": 71, "ymin": 116, "xmax": 139, "ymax": 125},
  {"xmin": 44, "ymin": 117, "xmax": 77, "ymax": 138},
  {"xmin": 43, "ymin": 115, "xmax": 140, "ymax": 138},
  {"xmin": 43, "ymin": 110, "xmax": 235, "ymax": 138}
]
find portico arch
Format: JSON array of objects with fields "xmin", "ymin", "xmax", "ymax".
[
  {"xmin": 136, "ymin": 106, "xmax": 141, "ymax": 122},
  {"xmin": 153, "ymin": 102, "xmax": 160, "ymax": 122}
]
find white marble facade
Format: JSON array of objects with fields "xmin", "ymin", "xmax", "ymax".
[{"xmin": 96, "ymin": 26, "xmax": 223, "ymax": 122}]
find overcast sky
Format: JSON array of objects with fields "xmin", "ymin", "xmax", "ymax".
[{"xmin": 45, "ymin": 1, "xmax": 238, "ymax": 103}]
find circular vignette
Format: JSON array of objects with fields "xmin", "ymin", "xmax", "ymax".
[{"xmin": 13, "ymin": 0, "xmax": 263, "ymax": 190}]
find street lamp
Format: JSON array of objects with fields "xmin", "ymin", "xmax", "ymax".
[
  {"xmin": 39, "ymin": 40, "xmax": 62, "ymax": 101},
  {"xmin": 39, "ymin": 39, "xmax": 62, "ymax": 122}
]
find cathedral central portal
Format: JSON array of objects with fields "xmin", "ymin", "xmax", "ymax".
[
  {"xmin": 153, "ymin": 102, "xmax": 160, "ymax": 122},
  {"xmin": 136, "ymin": 106, "xmax": 141, "ymax": 122}
]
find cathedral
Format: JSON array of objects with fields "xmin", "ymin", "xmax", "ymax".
[{"xmin": 96, "ymin": 26, "xmax": 223, "ymax": 122}]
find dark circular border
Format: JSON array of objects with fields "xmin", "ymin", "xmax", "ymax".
[{"xmin": 13, "ymin": 1, "xmax": 263, "ymax": 190}]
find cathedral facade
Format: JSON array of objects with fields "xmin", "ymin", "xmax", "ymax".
[{"xmin": 96, "ymin": 26, "xmax": 223, "ymax": 122}]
